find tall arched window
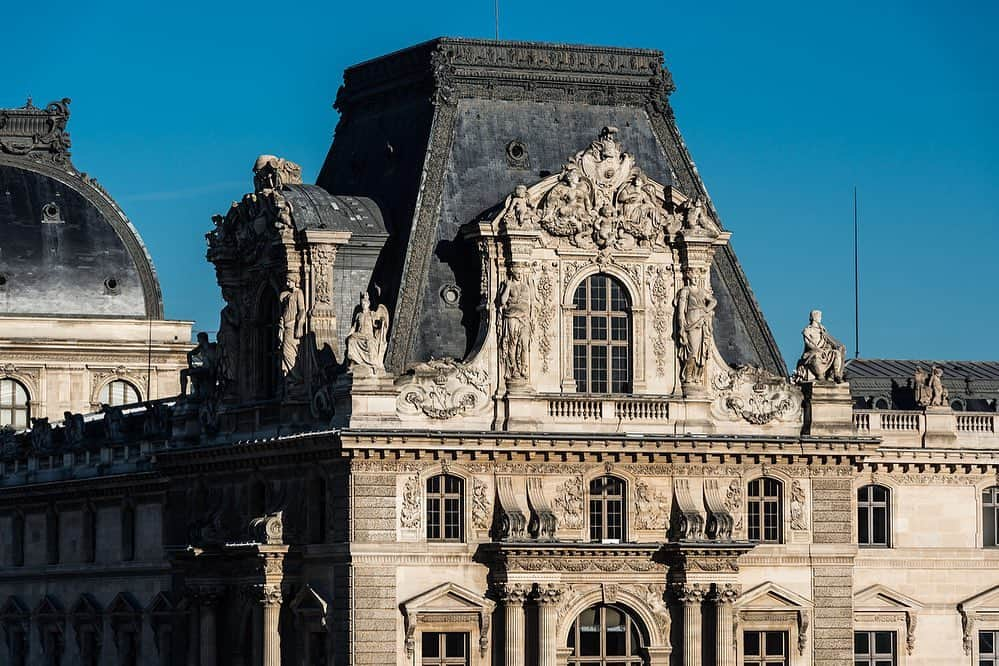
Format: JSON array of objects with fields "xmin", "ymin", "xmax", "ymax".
[
  {"xmin": 0, "ymin": 378, "xmax": 30, "ymax": 429},
  {"xmin": 857, "ymin": 485, "xmax": 891, "ymax": 547},
  {"xmin": 99, "ymin": 379, "xmax": 140, "ymax": 406},
  {"xmin": 984, "ymin": 486, "xmax": 999, "ymax": 548},
  {"xmin": 747, "ymin": 478, "xmax": 783, "ymax": 544},
  {"xmin": 567, "ymin": 604, "xmax": 648, "ymax": 665},
  {"xmin": 572, "ymin": 274, "xmax": 632, "ymax": 394},
  {"xmin": 426, "ymin": 474, "xmax": 464, "ymax": 542},
  {"xmin": 589, "ymin": 476, "xmax": 626, "ymax": 542}
]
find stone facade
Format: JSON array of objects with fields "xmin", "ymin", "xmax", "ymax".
[{"xmin": 0, "ymin": 40, "xmax": 997, "ymax": 666}]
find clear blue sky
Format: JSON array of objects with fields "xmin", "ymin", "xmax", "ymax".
[{"xmin": 7, "ymin": 0, "xmax": 997, "ymax": 366}]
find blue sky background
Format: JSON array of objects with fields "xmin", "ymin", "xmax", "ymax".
[{"xmin": 6, "ymin": 0, "xmax": 997, "ymax": 367}]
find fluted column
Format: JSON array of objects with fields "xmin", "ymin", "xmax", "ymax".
[
  {"xmin": 536, "ymin": 583, "xmax": 564, "ymax": 666},
  {"xmin": 714, "ymin": 584, "xmax": 741, "ymax": 666},
  {"xmin": 195, "ymin": 586, "xmax": 224, "ymax": 666},
  {"xmin": 244, "ymin": 583, "xmax": 284, "ymax": 666},
  {"xmin": 673, "ymin": 583, "xmax": 708, "ymax": 666},
  {"xmin": 499, "ymin": 583, "xmax": 531, "ymax": 666}
]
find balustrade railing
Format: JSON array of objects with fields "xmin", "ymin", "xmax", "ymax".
[{"xmin": 546, "ymin": 396, "xmax": 670, "ymax": 422}]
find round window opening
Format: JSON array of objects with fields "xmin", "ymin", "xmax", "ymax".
[
  {"xmin": 104, "ymin": 277, "xmax": 120, "ymax": 293},
  {"xmin": 43, "ymin": 203, "xmax": 59, "ymax": 218},
  {"xmin": 506, "ymin": 140, "xmax": 529, "ymax": 166},
  {"xmin": 0, "ymin": 273, "xmax": 7, "ymax": 288}
]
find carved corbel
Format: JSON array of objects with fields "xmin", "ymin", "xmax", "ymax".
[
  {"xmin": 495, "ymin": 476, "xmax": 528, "ymax": 540},
  {"xmin": 527, "ymin": 477, "xmax": 556, "ymax": 541},
  {"xmin": 905, "ymin": 611, "xmax": 917, "ymax": 655},
  {"xmin": 478, "ymin": 609, "xmax": 490, "ymax": 657},
  {"xmin": 797, "ymin": 609, "xmax": 810, "ymax": 656},
  {"xmin": 673, "ymin": 478, "xmax": 705, "ymax": 540},
  {"xmin": 960, "ymin": 606, "xmax": 975, "ymax": 656},
  {"xmin": 703, "ymin": 479, "xmax": 734, "ymax": 540},
  {"xmin": 404, "ymin": 610, "xmax": 417, "ymax": 658}
]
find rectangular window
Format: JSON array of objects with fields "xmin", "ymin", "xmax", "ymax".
[
  {"xmin": 854, "ymin": 630, "xmax": 896, "ymax": 666},
  {"xmin": 743, "ymin": 630, "xmax": 787, "ymax": 666},
  {"xmin": 591, "ymin": 346, "xmax": 607, "ymax": 393},
  {"xmin": 984, "ymin": 487, "xmax": 999, "ymax": 548},
  {"xmin": 421, "ymin": 632, "xmax": 469, "ymax": 666},
  {"xmin": 981, "ymin": 630, "xmax": 999, "ymax": 666}
]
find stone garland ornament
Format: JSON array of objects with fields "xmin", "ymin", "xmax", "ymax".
[
  {"xmin": 471, "ymin": 478, "xmax": 491, "ymax": 530},
  {"xmin": 789, "ymin": 480, "xmax": 808, "ymax": 531},
  {"xmin": 395, "ymin": 358, "xmax": 490, "ymax": 419},
  {"xmin": 400, "ymin": 474, "xmax": 421, "ymax": 530},
  {"xmin": 646, "ymin": 265, "xmax": 674, "ymax": 377},
  {"xmin": 712, "ymin": 365, "xmax": 798, "ymax": 425},
  {"xmin": 553, "ymin": 475, "xmax": 584, "ymax": 529},
  {"xmin": 492, "ymin": 126, "xmax": 704, "ymax": 251},
  {"xmin": 533, "ymin": 262, "xmax": 557, "ymax": 373}
]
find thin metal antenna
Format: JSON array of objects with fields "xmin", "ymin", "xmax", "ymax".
[
  {"xmin": 854, "ymin": 186, "xmax": 860, "ymax": 359},
  {"xmin": 494, "ymin": 0, "xmax": 499, "ymax": 40}
]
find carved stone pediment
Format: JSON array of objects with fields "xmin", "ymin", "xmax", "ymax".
[
  {"xmin": 854, "ymin": 585, "xmax": 922, "ymax": 655},
  {"xmin": 402, "ymin": 583, "xmax": 495, "ymax": 659},
  {"xmin": 712, "ymin": 365, "xmax": 800, "ymax": 425},
  {"xmin": 492, "ymin": 126, "xmax": 711, "ymax": 250}
]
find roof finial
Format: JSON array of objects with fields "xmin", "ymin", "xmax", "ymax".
[{"xmin": 25, "ymin": 95, "xmax": 34, "ymax": 109}]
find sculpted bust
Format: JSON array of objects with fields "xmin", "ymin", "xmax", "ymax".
[{"xmin": 792, "ymin": 310, "xmax": 846, "ymax": 383}]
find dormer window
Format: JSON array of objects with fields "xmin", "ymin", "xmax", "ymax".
[{"xmin": 572, "ymin": 274, "xmax": 632, "ymax": 394}]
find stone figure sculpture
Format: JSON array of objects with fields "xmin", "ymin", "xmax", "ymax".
[
  {"xmin": 928, "ymin": 365, "xmax": 948, "ymax": 407},
  {"xmin": 676, "ymin": 273, "xmax": 717, "ymax": 384},
  {"xmin": 503, "ymin": 185, "xmax": 537, "ymax": 228},
  {"xmin": 278, "ymin": 277, "xmax": 306, "ymax": 376},
  {"xmin": 181, "ymin": 332, "xmax": 220, "ymax": 400},
  {"xmin": 792, "ymin": 310, "xmax": 846, "ymax": 383},
  {"xmin": 346, "ymin": 292, "xmax": 390, "ymax": 376},
  {"xmin": 252, "ymin": 154, "xmax": 303, "ymax": 192},
  {"xmin": 913, "ymin": 366, "xmax": 929, "ymax": 406},
  {"xmin": 217, "ymin": 290, "xmax": 240, "ymax": 391},
  {"xmin": 498, "ymin": 264, "xmax": 533, "ymax": 383}
]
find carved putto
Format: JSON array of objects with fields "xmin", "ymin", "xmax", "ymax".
[
  {"xmin": 713, "ymin": 366, "xmax": 799, "ymax": 425},
  {"xmin": 792, "ymin": 310, "xmax": 846, "ymax": 383},
  {"xmin": 396, "ymin": 358, "xmax": 490, "ymax": 419},
  {"xmin": 914, "ymin": 365, "xmax": 948, "ymax": 407},
  {"xmin": 346, "ymin": 291, "xmax": 390, "ymax": 376},
  {"xmin": 492, "ymin": 127, "xmax": 703, "ymax": 250}
]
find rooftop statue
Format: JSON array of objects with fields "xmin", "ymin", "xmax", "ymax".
[
  {"xmin": 676, "ymin": 272, "xmax": 717, "ymax": 385},
  {"xmin": 181, "ymin": 332, "xmax": 220, "ymax": 400},
  {"xmin": 278, "ymin": 276, "xmax": 306, "ymax": 377},
  {"xmin": 346, "ymin": 292, "xmax": 390, "ymax": 376},
  {"xmin": 792, "ymin": 310, "xmax": 846, "ymax": 383}
]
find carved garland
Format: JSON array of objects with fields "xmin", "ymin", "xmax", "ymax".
[
  {"xmin": 400, "ymin": 474, "xmax": 421, "ymax": 530},
  {"xmin": 534, "ymin": 261, "xmax": 557, "ymax": 373},
  {"xmin": 471, "ymin": 478, "xmax": 491, "ymax": 530}
]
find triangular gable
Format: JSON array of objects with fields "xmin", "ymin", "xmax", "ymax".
[
  {"xmin": 855, "ymin": 584, "xmax": 922, "ymax": 613},
  {"xmin": 960, "ymin": 584, "xmax": 999, "ymax": 613},
  {"xmin": 1, "ymin": 596, "xmax": 28, "ymax": 618},
  {"xmin": 108, "ymin": 592, "xmax": 141, "ymax": 616},
  {"xmin": 33, "ymin": 595, "xmax": 63, "ymax": 618},
  {"xmin": 146, "ymin": 592, "xmax": 174, "ymax": 615},
  {"xmin": 736, "ymin": 581, "xmax": 812, "ymax": 610},
  {"xmin": 402, "ymin": 582, "xmax": 494, "ymax": 615},
  {"xmin": 70, "ymin": 594, "xmax": 102, "ymax": 619}
]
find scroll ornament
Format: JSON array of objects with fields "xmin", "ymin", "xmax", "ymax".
[
  {"xmin": 713, "ymin": 365, "xmax": 798, "ymax": 425},
  {"xmin": 396, "ymin": 358, "xmax": 489, "ymax": 419}
]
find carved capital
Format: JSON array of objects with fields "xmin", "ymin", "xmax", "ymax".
[
  {"xmin": 671, "ymin": 583, "xmax": 707, "ymax": 605},
  {"xmin": 243, "ymin": 583, "xmax": 284, "ymax": 608},
  {"xmin": 496, "ymin": 583, "xmax": 531, "ymax": 607},
  {"xmin": 189, "ymin": 584, "xmax": 225, "ymax": 608},
  {"xmin": 714, "ymin": 583, "xmax": 741, "ymax": 605},
  {"xmin": 535, "ymin": 583, "xmax": 565, "ymax": 606}
]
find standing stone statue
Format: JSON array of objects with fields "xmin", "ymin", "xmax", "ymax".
[
  {"xmin": 278, "ymin": 276, "xmax": 306, "ymax": 376},
  {"xmin": 181, "ymin": 332, "xmax": 220, "ymax": 400},
  {"xmin": 913, "ymin": 366, "xmax": 930, "ymax": 406},
  {"xmin": 792, "ymin": 310, "xmax": 846, "ymax": 383},
  {"xmin": 346, "ymin": 292, "xmax": 390, "ymax": 376},
  {"xmin": 928, "ymin": 365, "xmax": 948, "ymax": 407},
  {"xmin": 676, "ymin": 273, "xmax": 717, "ymax": 384},
  {"xmin": 217, "ymin": 289, "xmax": 240, "ymax": 391},
  {"xmin": 498, "ymin": 264, "xmax": 533, "ymax": 383}
]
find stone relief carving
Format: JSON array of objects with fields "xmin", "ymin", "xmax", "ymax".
[
  {"xmin": 641, "ymin": 584, "xmax": 671, "ymax": 641},
  {"xmin": 676, "ymin": 270, "xmax": 716, "ymax": 385},
  {"xmin": 0, "ymin": 98, "xmax": 72, "ymax": 162},
  {"xmin": 492, "ymin": 127, "xmax": 694, "ymax": 251},
  {"xmin": 646, "ymin": 265, "xmax": 674, "ymax": 377},
  {"xmin": 471, "ymin": 478, "xmax": 491, "ymax": 530},
  {"xmin": 792, "ymin": 310, "xmax": 845, "ymax": 383},
  {"xmin": 400, "ymin": 474, "xmax": 421, "ymax": 530},
  {"xmin": 533, "ymin": 261, "xmax": 557, "ymax": 373},
  {"xmin": 905, "ymin": 612, "xmax": 917, "ymax": 655},
  {"xmin": 311, "ymin": 245, "xmax": 337, "ymax": 305},
  {"xmin": 553, "ymin": 475, "xmax": 584, "ymax": 530},
  {"xmin": 713, "ymin": 365, "xmax": 798, "ymax": 425},
  {"xmin": 498, "ymin": 264, "xmax": 533, "ymax": 384},
  {"xmin": 790, "ymin": 480, "xmax": 808, "ymax": 531},
  {"xmin": 960, "ymin": 608, "xmax": 975, "ymax": 655},
  {"xmin": 633, "ymin": 480, "xmax": 670, "ymax": 531},
  {"xmin": 396, "ymin": 358, "xmax": 490, "ymax": 419},
  {"xmin": 724, "ymin": 479, "xmax": 744, "ymax": 532},
  {"xmin": 346, "ymin": 292, "xmax": 390, "ymax": 376},
  {"xmin": 797, "ymin": 610, "xmax": 810, "ymax": 655}
]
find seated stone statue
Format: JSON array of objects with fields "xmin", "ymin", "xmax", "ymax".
[
  {"xmin": 346, "ymin": 292, "xmax": 390, "ymax": 376},
  {"xmin": 792, "ymin": 310, "xmax": 846, "ymax": 383}
]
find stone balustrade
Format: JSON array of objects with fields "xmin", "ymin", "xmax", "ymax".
[
  {"xmin": 545, "ymin": 395, "xmax": 671, "ymax": 423},
  {"xmin": 854, "ymin": 409, "xmax": 999, "ymax": 448}
]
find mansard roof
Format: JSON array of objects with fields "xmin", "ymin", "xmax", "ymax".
[
  {"xmin": 318, "ymin": 38, "xmax": 785, "ymax": 375},
  {"xmin": 0, "ymin": 98, "xmax": 165, "ymax": 318},
  {"xmin": 847, "ymin": 358, "xmax": 999, "ymax": 410}
]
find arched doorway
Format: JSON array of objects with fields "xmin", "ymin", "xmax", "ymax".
[{"xmin": 566, "ymin": 604, "xmax": 648, "ymax": 665}]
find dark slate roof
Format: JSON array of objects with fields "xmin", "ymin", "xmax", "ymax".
[
  {"xmin": 318, "ymin": 38, "xmax": 786, "ymax": 375},
  {"xmin": 282, "ymin": 186, "xmax": 385, "ymax": 237},
  {"xmin": 0, "ymin": 99, "xmax": 163, "ymax": 318},
  {"xmin": 846, "ymin": 358, "xmax": 999, "ymax": 410}
]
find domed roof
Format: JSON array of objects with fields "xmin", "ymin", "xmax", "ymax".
[{"xmin": 0, "ymin": 99, "xmax": 163, "ymax": 318}]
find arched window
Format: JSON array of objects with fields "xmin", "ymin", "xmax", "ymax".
[
  {"xmin": 589, "ymin": 476, "xmax": 626, "ymax": 542},
  {"xmin": 984, "ymin": 486, "xmax": 999, "ymax": 548},
  {"xmin": 99, "ymin": 379, "xmax": 140, "ymax": 406},
  {"xmin": 426, "ymin": 474, "xmax": 464, "ymax": 542},
  {"xmin": 747, "ymin": 478, "xmax": 783, "ymax": 544},
  {"xmin": 0, "ymin": 378, "xmax": 30, "ymax": 429},
  {"xmin": 857, "ymin": 485, "xmax": 891, "ymax": 547},
  {"xmin": 567, "ymin": 604, "xmax": 648, "ymax": 665},
  {"xmin": 572, "ymin": 274, "xmax": 632, "ymax": 394}
]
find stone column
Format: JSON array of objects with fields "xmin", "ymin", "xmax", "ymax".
[
  {"xmin": 195, "ymin": 585, "xmax": 224, "ymax": 666},
  {"xmin": 673, "ymin": 583, "xmax": 708, "ymax": 666},
  {"xmin": 536, "ymin": 583, "xmax": 564, "ymax": 666},
  {"xmin": 714, "ymin": 584, "xmax": 740, "ymax": 666},
  {"xmin": 499, "ymin": 583, "xmax": 531, "ymax": 666},
  {"xmin": 259, "ymin": 585, "xmax": 284, "ymax": 666}
]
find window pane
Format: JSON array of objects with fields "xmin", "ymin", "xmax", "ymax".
[
  {"xmin": 590, "ymin": 317, "xmax": 607, "ymax": 340},
  {"xmin": 854, "ymin": 631, "xmax": 869, "ymax": 654},
  {"xmin": 744, "ymin": 631, "xmax": 760, "ymax": 656},
  {"xmin": 444, "ymin": 633, "xmax": 466, "ymax": 657},
  {"xmin": 873, "ymin": 507, "xmax": 887, "ymax": 545},
  {"xmin": 422, "ymin": 633, "xmax": 439, "ymax": 658},
  {"xmin": 874, "ymin": 631, "xmax": 893, "ymax": 653},
  {"xmin": 858, "ymin": 506, "xmax": 870, "ymax": 544},
  {"xmin": 765, "ymin": 631, "xmax": 785, "ymax": 656},
  {"xmin": 982, "ymin": 630, "xmax": 995, "ymax": 652}
]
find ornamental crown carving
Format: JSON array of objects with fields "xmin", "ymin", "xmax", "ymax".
[
  {"xmin": 492, "ymin": 127, "xmax": 716, "ymax": 250},
  {"xmin": 395, "ymin": 357, "xmax": 490, "ymax": 419},
  {"xmin": 712, "ymin": 365, "xmax": 801, "ymax": 425}
]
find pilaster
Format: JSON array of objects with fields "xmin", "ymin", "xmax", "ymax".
[
  {"xmin": 672, "ymin": 583, "xmax": 708, "ymax": 666},
  {"xmin": 498, "ymin": 583, "xmax": 530, "ymax": 666},
  {"xmin": 536, "ymin": 583, "xmax": 564, "ymax": 666}
]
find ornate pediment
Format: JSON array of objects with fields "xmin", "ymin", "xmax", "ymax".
[{"xmin": 493, "ymin": 126, "xmax": 717, "ymax": 250}]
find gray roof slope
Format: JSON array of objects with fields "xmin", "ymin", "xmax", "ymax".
[{"xmin": 846, "ymin": 359, "xmax": 999, "ymax": 382}]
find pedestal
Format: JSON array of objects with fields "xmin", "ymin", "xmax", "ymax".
[
  {"xmin": 923, "ymin": 406, "xmax": 958, "ymax": 447},
  {"xmin": 802, "ymin": 381, "xmax": 854, "ymax": 435}
]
